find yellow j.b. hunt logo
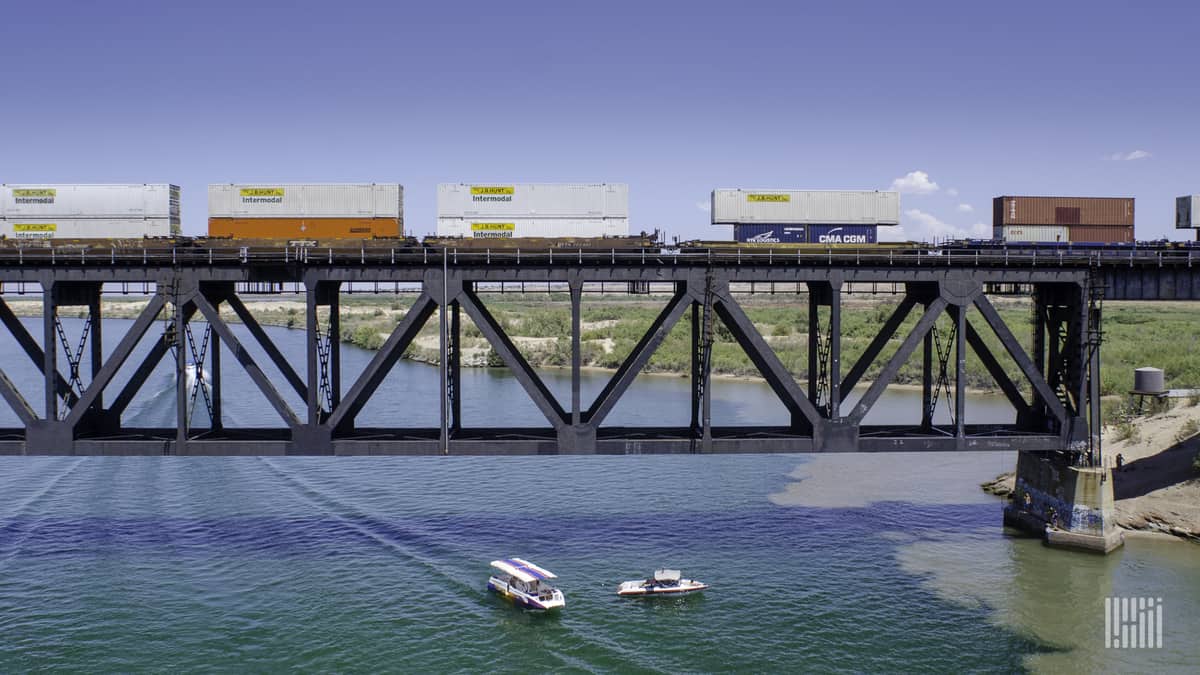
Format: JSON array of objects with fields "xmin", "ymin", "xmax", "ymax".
[
  {"xmin": 470, "ymin": 186, "xmax": 515, "ymax": 195},
  {"xmin": 470, "ymin": 223, "xmax": 516, "ymax": 231},
  {"xmin": 11, "ymin": 188, "xmax": 56, "ymax": 204},
  {"xmin": 240, "ymin": 188, "xmax": 285, "ymax": 197},
  {"xmin": 747, "ymin": 193, "xmax": 791, "ymax": 203}
]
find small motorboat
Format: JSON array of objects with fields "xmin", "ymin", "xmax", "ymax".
[
  {"xmin": 617, "ymin": 569, "xmax": 708, "ymax": 597},
  {"xmin": 487, "ymin": 558, "xmax": 565, "ymax": 610}
]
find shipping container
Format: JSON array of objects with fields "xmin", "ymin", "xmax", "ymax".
[
  {"xmin": 732, "ymin": 224, "xmax": 807, "ymax": 243},
  {"xmin": 0, "ymin": 218, "xmax": 175, "ymax": 240},
  {"xmin": 1, "ymin": 184, "xmax": 179, "ymax": 227},
  {"xmin": 437, "ymin": 183, "xmax": 628, "ymax": 219},
  {"xmin": 1068, "ymin": 225, "xmax": 1134, "ymax": 244},
  {"xmin": 993, "ymin": 196, "xmax": 1134, "ymax": 227},
  {"xmin": 209, "ymin": 218, "xmax": 402, "ymax": 240},
  {"xmin": 436, "ymin": 217, "xmax": 628, "ymax": 239},
  {"xmin": 994, "ymin": 225, "xmax": 1069, "ymax": 243},
  {"xmin": 1177, "ymin": 196, "xmax": 1199, "ymax": 229},
  {"xmin": 208, "ymin": 184, "xmax": 402, "ymax": 219},
  {"xmin": 806, "ymin": 224, "xmax": 878, "ymax": 245},
  {"xmin": 711, "ymin": 189, "xmax": 899, "ymax": 226}
]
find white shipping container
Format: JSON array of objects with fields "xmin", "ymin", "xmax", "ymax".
[
  {"xmin": 1177, "ymin": 196, "xmax": 1199, "ymax": 228},
  {"xmin": 0, "ymin": 218, "xmax": 176, "ymax": 240},
  {"xmin": 436, "ymin": 217, "xmax": 629, "ymax": 239},
  {"xmin": 711, "ymin": 189, "xmax": 900, "ymax": 226},
  {"xmin": 1, "ymin": 184, "xmax": 179, "ymax": 222},
  {"xmin": 993, "ymin": 225, "xmax": 1069, "ymax": 243},
  {"xmin": 208, "ymin": 184, "xmax": 403, "ymax": 219},
  {"xmin": 437, "ymin": 183, "xmax": 628, "ymax": 219}
]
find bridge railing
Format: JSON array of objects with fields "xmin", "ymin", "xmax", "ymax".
[{"xmin": 0, "ymin": 244, "xmax": 1196, "ymax": 269}]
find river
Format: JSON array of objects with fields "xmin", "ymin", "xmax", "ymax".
[{"xmin": 0, "ymin": 319, "xmax": 1196, "ymax": 672}]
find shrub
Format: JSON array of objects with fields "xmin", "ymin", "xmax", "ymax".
[
  {"xmin": 1174, "ymin": 418, "xmax": 1200, "ymax": 445},
  {"xmin": 1113, "ymin": 420, "xmax": 1140, "ymax": 444}
]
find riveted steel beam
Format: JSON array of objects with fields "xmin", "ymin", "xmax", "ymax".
[
  {"xmin": 585, "ymin": 288, "xmax": 691, "ymax": 428},
  {"xmin": 973, "ymin": 293, "xmax": 1068, "ymax": 426},
  {"xmin": 328, "ymin": 292, "xmax": 437, "ymax": 433},
  {"xmin": 223, "ymin": 291, "xmax": 308, "ymax": 402},
  {"xmin": 460, "ymin": 288, "xmax": 568, "ymax": 429},
  {"xmin": 849, "ymin": 297, "xmax": 948, "ymax": 425},
  {"xmin": 712, "ymin": 287, "xmax": 823, "ymax": 428},
  {"xmin": 192, "ymin": 292, "xmax": 301, "ymax": 429}
]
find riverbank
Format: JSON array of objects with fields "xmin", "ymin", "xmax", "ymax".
[
  {"xmin": 982, "ymin": 400, "xmax": 1200, "ymax": 543},
  {"xmin": 11, "ymin": 295, "xmax": 1200, "ymax": 404}
]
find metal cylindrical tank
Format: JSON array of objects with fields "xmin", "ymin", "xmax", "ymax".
[
  {"xmin": 1133, "ymin": 367, "xmax": 1165, "ymax": 394},
  {"xmin": 711, "ymin": 189, "xmax": 900, "ymax": 226}
]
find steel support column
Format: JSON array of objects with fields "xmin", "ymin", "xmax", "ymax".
[
  {"xmin": 828, "ymin": 281, "xmax": 842, "ymax": 418},
  {"xmin": 450, "ymin": 299, "xmax": 461, "ymax": 432},
  {"xmin": 210, "ymin": 328, "xmax": 222, "ymax": 430},
  {"xmin": 953, "ymin": 304, "xmax": 966, "ymax": 439},
  {"xmin": 174, "ymin": 292, "xmax": 188, "ymax": 453},
  {"xmin": 43, "ymin": 284, "xmax": 57, "ymax": 421},
  {"xmin": 922, "ymin": 314, "xmax": 934, "ymax": 431},
  {"xmin": 569, "ymin": 274, "xmax": 583, "ymax": 427}
]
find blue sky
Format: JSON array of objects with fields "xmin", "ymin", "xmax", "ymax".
[{"xmin": 1, "ymin": 0, "xmax": 1196, "ymax": 241}]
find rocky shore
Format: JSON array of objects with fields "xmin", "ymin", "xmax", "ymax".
[{"xmin": 982, "ymin": 402, "xmax": 1200, "ymax": 543}]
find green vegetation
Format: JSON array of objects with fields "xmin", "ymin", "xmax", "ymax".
[{"xmin": 1175, "ymin": 417, "xmax": 1200, "ymax": 445}]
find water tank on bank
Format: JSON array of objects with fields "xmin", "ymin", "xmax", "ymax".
[{"xmin": 1133, "ymin": 367, "xmax": 1165, "ymax": 395}]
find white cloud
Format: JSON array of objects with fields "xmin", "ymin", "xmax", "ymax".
[
  {"xmin": 889, "ymin": 170, "xmax": 940, "ymax": 194},
  {"xmin": 946, "ymin": 188, "xmax": 959, "ymax": 197},
  {"xmin": 695, "ymin": 201, "xmax": 710, "ymax": 212},
  {"xmin": 1107, "ymin": 149, "xmax": 1151, "ymax": 161},
  {"xmin": 957, "ymin": 203, "xmax": 974, "ymax": 213},
  {"xmin": 902, "ymin": 209, "xmax": 990, "ymax": 242}
]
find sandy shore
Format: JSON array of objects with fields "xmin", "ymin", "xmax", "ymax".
[{"xmin": 983, "ymin": 402, "xmax": 1200, "ymax": 543}]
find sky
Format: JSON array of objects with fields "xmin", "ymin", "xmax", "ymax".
[{"xmin": 1, "ymin": 0, "xmax": 1197, "ymax": 241}]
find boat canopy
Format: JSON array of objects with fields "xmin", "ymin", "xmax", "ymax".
[
  {"xmin": 654, "ymin": 569, "xmax": 682, "ymax": 583},
  {"xmin": 491, "ymin": 558, "xmax": 557, "ymax": 583}
]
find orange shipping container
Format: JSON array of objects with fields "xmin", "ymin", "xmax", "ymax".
[
  {"xmin": 208, "ymin": 217, "xmax": 402, "ymax": 240},
  {"xmin": 993, "ymin": 196, "xmax": 1134, "ymax": 227}
]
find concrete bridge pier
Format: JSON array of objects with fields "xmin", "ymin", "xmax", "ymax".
[{"xmin": 1004, "ymin": 450, "xmax": 1124, "ymax": 553}]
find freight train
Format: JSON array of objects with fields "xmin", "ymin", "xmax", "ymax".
[{"xmin": 1, "ymin": 183, "xmax": 1196, "ymax": 252}]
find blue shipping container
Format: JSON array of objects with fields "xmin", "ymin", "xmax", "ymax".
[
  {"xmin": 733, "ymin": 224, "xmax": 807, "ymax": 243},
  {"xmin": 807, "ymin": 224, "xmax": 877, "ymax": 245}
]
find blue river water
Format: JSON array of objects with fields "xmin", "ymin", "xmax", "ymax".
[{"xmin": 0, "ymin": 317, "xmax": 1196, "ymax": 672}]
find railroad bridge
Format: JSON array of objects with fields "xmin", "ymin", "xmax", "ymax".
[{"xmin": 1, "ymin": 244, "xmax": 1195, "ymax": 458}]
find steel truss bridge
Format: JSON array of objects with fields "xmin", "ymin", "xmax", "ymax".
[{"xmin": 0, "ymin": 244, "xmax": 1196, "ymax": 456}]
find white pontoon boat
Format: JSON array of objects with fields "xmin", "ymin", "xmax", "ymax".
[
  {"xmin": 487, "ymin": 558, "xmax": 565, "ymax": 610},
  {"xmin": 617, "ymin": 569, "xmax": 708, "ymax": 597}
]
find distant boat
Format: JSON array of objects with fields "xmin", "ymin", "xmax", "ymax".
[
  {"xmin": 617, "ymin": 569, "xmax": 708, "ymax": 597},
  {"xmin": 182, "ymin": 364, "xmax": 211, "ymax": 424},
  {"xmin": 487, "ymin": 558, "xmax": 565, "ymax": 610}
]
